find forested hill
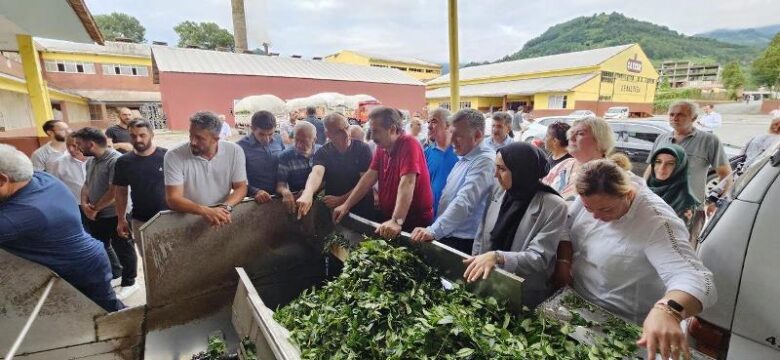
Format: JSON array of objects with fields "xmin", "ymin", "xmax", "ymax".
[{"xmin": 496, "ymin": 13, "xmax": 759, "ymax": 65}]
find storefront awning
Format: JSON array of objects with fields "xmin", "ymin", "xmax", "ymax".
[{"xmin": 426, "ymin": 73, "xmax": 597, "ymax": 99}]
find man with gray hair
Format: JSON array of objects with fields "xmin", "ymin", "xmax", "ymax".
[
  {"xmin": 0, "ymin": 144, "xmax": 123, "ymax": 312},
  {"xmin": 486, "ymin": 111, "xmax": 514, "ymax": 151},
  {"xmin": 425, "ymin": 107, "xmax": 458, "ymax": 215},
  {"xmin": 411, "ymin": 108, "xmax": 496, "ymax": 253},
  {"xmin": 646, "ymin": 100, "xmax": 731, "ymax": 239},
  {"xmin": 277, "ymin": 120, "xmax": 320, "ymax": 214},
  {"xmin": 164, "ymin": 111, "xmax": 247, "ymax": 228},
  {"xmin": 333, "ymin": 106, "xmax": 433, "ymax": 239}
]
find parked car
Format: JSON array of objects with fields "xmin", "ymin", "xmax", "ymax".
[
  {"xmin": 687, "ymin": 145, "xmax": 780, "ymax": 359},
  {"xmin": 519, "ymin": 116, "xmax": 579, "ymax": 142},
  {"xmin": 569, "ymin": 110, "xmax": 595, "ymax": 118},
  {"xmin": 603, "ymin": 106, "xmax": 629, "ymax": 119}
]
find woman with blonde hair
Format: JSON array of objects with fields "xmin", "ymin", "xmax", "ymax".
[
  {"xmin": 542, "ymin": 116, "xmax": 615, "ymax": 200},
  {"xmin": 558, "ymin": 159, "xmax": 715, "ymax": 360}
]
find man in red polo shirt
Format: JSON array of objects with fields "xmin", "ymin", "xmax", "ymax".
[{"xmin": 333, "ymin": 106, "xmax": 433, "ymax": 238}]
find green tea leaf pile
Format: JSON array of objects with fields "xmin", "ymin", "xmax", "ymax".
[{"xmin": 274, "ymin": 240, "xmax": 639, "ymax": 359}]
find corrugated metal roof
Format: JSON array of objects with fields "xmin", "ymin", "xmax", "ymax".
[
  {"xmin": 428, "ymin": 44, "xmax": 634, "ymax": 85},
  {"xmin": 425, "ymin": 73, "xmax": 597, "ymax": 98},
  {"xmin": 340, "ymin": 50, "xmax": 440, "ymax": 68},
  {"xmin": 152, "ymin": 46, "xmax": 424, "ymax": 86},
  {"xmin": 70, "ymin": 90, "xmax": 161, "ymax": 103},
  {"xmin": 34, "ymin": 38, "xmax": 151, "ymax": 58}
]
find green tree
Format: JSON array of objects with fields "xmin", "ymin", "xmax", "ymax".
[
  {"xmin": 751, "ymin": 33, "xmax": 780, "ymax": 90},
  {"xmin": 174, "ymin": 21, "xmax": 234, "ymax": 50},
  {"xmin": 721, "ymin": 62, "xmax": 746, "ymax": 99},
  {"xmin": 94, "ymin": 13, "xmax": 146, "ymax": 43}
]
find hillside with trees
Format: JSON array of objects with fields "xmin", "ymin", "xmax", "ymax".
[{"xmin": 498, "ymin": 13, "xmax": 759, "ymax": 65}]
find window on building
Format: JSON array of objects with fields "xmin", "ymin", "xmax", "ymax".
[
  {"xmin": 44, "ymin": 60, "xmax": 95, "ymax": 74},
  {"xmin": 101, "ymin": 64, "xmax": 149, "ymax": 77},
  {"xmin": 548, "ymin": 95, "xmax": 567, "ymax": 109},
  {"xmin": 440, "ymin": 102, "xmax": 451, "ymax": 110},
  {"xmin": 88, "ymin": 104, "xmax": 103, "ymax": 120},
  {"xmin": 459, "ymin": 101, "xmax": 472, "ymax": 109}
]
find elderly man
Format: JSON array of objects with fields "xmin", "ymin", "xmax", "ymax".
[
  {"xmin": 113, "ymin": 120, "xmax": 168, "ymax": 256},
  {"xmin": 0, "ymin": 144, "xmax": 123, "ymax": 312},
  {"xmin": 485, "ymin": 111, "xmax": 514, "ymax": 151},
  {"xmin": 72, "ymin": 127, "xmax": 138, "ymax": 299},
  {"xmin": 297, "ymin": 113, "xmax": 374, "ymax": 220},
  {"xmin": 411, "ymin": 109, "xmax": 495, "ymax": 254},
  {"xmin": 645, "ymin": 100, "xmax": 731, "ymax": 233},
  {"xmin": 164, "ymin": 111, "xmax": 248, "ymax": 227},
  {"xmin": 50, "ymin": 134, "xmax": 88, "ymax": 222},
  {"xmin": 105, "ymin": 107, "xmax": 135, "ymax": 153},
  {"xmin": 696, "ymin": 104, "xmax": 722, "ymax": 133},
  {"xmin": 333, "ymin": 107, "xmax": 433, "ymax": 239},
  {"xmin": 277, "ymin": 121, "xmax": 320, "ymax": 213},
  {"xmin": 741, "ymin": 116, "xmax": 780, "ymax": 166},
  {"xmin": 30, "ymin": 119, "xmax": 69, "ymax": 172},
  {"xmin": 303, "ymin": 106, "xmax": 326, "ymax": 145},
  {"xmin": 424, "ymin": 108, "xmax": 458, "ymax": 215},
  {"xmin": 237, "ymin": 111, "xmax": 285, "ymax": 204}
]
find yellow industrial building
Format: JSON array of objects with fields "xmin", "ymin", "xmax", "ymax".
[
  {"xmin": 426, "ymin": 43, "xmax": 659, "ymax": 117},
  {"xmin": 324, "ymin": 50, "xmax": 442, "ymax": 81}
]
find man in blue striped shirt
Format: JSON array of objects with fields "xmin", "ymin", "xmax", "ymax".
[
  {"xmin": 411, "ymin": 108, "xmax": 496, "ymax": 254},
  {"xmin": 277, "ymin": 121, "xmax": 320, "ymax": 213}
]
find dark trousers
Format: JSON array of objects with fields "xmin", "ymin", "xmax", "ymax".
[
  {"xmin": 86, "ymin": 216, "xmax": 137, "ymax": 286},
  {"xmin": 438, "ymin": 236, "xmax": 474, "ymax": 255}
]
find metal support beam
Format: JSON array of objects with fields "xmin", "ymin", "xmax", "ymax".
[
  {"xmin": 16, "ymin": 34, "xmax": 53, "ymax": 138},
  {"xmin": 447, "ymin": 0, "xmax": 460, "ymax": 112}
]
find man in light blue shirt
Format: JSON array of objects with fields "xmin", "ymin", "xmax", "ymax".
[
  {"xmin": 424, "ymin": 108, "xmax": 458, "ymax": 215},
  {"xmin": 485, "ymin": 111, "xmax": 514, "ymax": 151},
  {"xmin": 411, "ymin": 108, "xmax": 495, "ymax": 254}
]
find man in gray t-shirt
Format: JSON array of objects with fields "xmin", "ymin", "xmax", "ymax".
[
  {"xmin": 164, "ymin": 111, "xmax": 248, "ymax": 228},
  {"xmin": 73, "ymin": 127, "xmax": 138, "ymax": 296}
]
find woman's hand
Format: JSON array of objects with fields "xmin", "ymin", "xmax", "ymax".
[
  {"xmin": 462, "ymin": 252, "xmax": 499, "ymax": 283},
  {"xmin": 637, "ymin": 306, "xmax": 690, "ymax": 360}
]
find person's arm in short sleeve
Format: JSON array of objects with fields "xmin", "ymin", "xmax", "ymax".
[
  {"xmin": 224, "ymin": 147, "xmax": 247, "ymax": 206},
  {"xmin": 397, "ymin": 139, "xmax": 424, "ymax": 176},
  {"xmin": 499, "ymin": 196, "xmax": 568, "ymax": 275},
  {"xmin": 163, "ymin": 150, "xmax": 184, "ymax": 186},
  {"xmin": 369, "ymin": 149, "xmax": 380, "ymax": 172},
  {"xmin": 0, "ymin": 214, "xmax": 24, "ymax": 244},
  {"xmin": 644, "ymin": 219, "xmax": 717, "ymax": 312},
  {"xmin": 428, "ymin": 157, "xmax": 494, "ymax": 239},
  {"xmin": 92, "ymin": 158, "xmax": 118, "ymax": 212},
  {"xmin": 30, "ymin": 151, "xmax": 45, "ymax": 172}
]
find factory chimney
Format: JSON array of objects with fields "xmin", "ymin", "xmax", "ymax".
[{"xmin": 231, "ymin": 0, "xmax": 248, "ymax": 53}]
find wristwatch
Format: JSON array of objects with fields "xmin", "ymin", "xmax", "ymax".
[
  {"xmin": 657, "ymin": 299, "xmax": 685, "ymax": 317},
  {"xmin": 217, "ymin": 203, "xmax": 233, "ymax": 212},
  {"xmin": 393, "ymin": 218, "xmax": 404, "ymax": 226}
]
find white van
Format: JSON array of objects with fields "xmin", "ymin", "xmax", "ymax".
[
  {"xmin": 603, "ymin": 106, "xmax": 629, "ymax": 119},
  {"xmin": 687, "ymin": 145, "xmax": 780, "ymax": 359}
]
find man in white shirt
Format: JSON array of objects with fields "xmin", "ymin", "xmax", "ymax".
[
  {"xmin": 50, "ymin": 134, "xmax": 88, "ymax": 214},
  {"xmin": 696, "ymin": 104, "xmax": 722, "ymax": 132},
  {"xmin": 164, "ymin": 111, "xmax": 248, "ymax": 228},
  {"xmin": 30, "ymin": 119, "xmax": 69, "ymax": 172}
]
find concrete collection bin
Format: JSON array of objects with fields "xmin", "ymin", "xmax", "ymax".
[{"xmin": 1, "ymin": 200, "xmax": 523, "ymax": 359}]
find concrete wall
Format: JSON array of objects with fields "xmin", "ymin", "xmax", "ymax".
[{"xmin": 158, "ymin": 72, "xmax": 427, "ymax": 130}]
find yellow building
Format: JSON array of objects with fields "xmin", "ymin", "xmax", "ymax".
[
  {"xmin": 426, "ymin": 44, "xmax": 659, "ymax": 117},
  {"xmin": 324, "ymin": 50, "xmax": 442, "ymax": 81}
]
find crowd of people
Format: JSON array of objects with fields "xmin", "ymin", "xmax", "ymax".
[{"xmin": 3, "ymin": 100, "xmax": 780, "ymax": 359}]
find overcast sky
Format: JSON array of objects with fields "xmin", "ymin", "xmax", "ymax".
[{"xmin": 85, "ymin": 0, "xmax": 780, "ymax": 63}]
